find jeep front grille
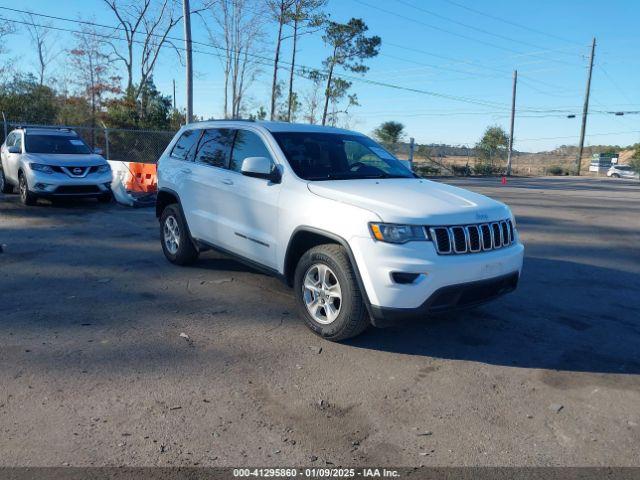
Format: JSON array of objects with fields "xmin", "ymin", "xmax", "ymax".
[{"xmin": 429, "ymin": 220, "xmax": 515, "ymax": 255}]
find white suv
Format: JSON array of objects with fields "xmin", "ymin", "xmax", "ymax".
[
  {"xmin": 156, "ymin": 121, "xmax": 524, "ymax": 340},
  {"xmin": 607, "ymin": 164, "xmax": 639, "ymax": 180},
  {"xmin": 0, "ymin": 127, "xmax": 113, "ymax": 205}
]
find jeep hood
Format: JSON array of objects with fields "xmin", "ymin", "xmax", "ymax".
[
  {"xmin": 23, "ymin": 153, "xmax": 107, "ymax": 166},
  {"xmin": 307, "ymin": 178, "xmax": 511, "ymax": 224}
]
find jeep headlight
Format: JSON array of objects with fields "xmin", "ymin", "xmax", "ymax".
[
  {"xmin": 30, "ymin": 163, "xmax": 54, "ymax": 174},
  {"xmin": 369, "ymin": 223, "xmax": 427, "ymax": 244}
]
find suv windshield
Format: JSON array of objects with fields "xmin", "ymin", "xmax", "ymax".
[
  {"xmin": 25, "ymin": 134, "xmax": 92, "ymax": 155},
  {"xmin": 271, "ymin": 132, "xmax": 414, "ymax": 181}
]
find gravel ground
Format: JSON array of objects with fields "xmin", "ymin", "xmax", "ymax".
[{"xmin": 0, "ymin": 176, "xmax": 639, "ymax": 467}]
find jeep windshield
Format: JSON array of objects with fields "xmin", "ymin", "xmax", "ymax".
[
  {"xmin": 271, "ymin": 131, "xmax": 414, "ymax": 181},
  {"xmin": 25, "ymin": 135, "xmax": 92, "ymax": 155}
]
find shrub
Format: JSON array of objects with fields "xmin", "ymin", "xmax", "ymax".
[
  {"xmin": 451, "ymin": 164, "xmax": 471, "ymax": 176},
  {"xmin": 546, "ymin": 165, "xmax": 564, "ymax": 176},
  {"xmin": 414, "ymin": 165, "xmax": 441, "ymax": 176},
  {"xmin": 473, "ymin": 163, "xmax": 500, "ymax": 176}
]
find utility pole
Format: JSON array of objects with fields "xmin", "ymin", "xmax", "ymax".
[
  {"xmin": 575, "ymin": 37, "xmax": 596, "ymax": 175},
  {"xmin": 173, "ymin": 79, "xmax": 177, "ymax": 111},
  {"xmin": 182, "ymin": 0, "xmax": 193, "ymax": 124},
  {"xmin": 506, "ymin": 69, "xmax": 517, "ymax": 176}
]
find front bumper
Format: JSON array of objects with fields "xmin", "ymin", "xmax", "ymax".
[
  {"xmin": 348, "ymin": 234, "xmax": 524, "ymax": 324},
  {"xmin": 26, "ymin": 169, "xmax": 113, "ymax": 197},
  {"xmin": 369, "ymin": 272, "xmax": 519, "ymax": 327}
]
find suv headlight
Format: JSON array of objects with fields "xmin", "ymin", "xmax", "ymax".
[
  {"xmin": 30, "ymin": 163, "xmax": 54, "ymax": 174},
  {"xmin": 97, "ymin": 164, "xmax": 111, "ymax": 174},
  {"xmin": 369, "ymin": 223, "xmax": 428, "ymax": 244}
]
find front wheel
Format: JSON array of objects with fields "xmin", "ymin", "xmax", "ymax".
[
  {"xmin": 0, "ymin": 169, "xmax": 13, "ymax": 194},
  {"xmin": 160, "ymin": 204, "xmax": 199, "ymax": 265},
  {"xmin": 18, "ymin": 173, "xmax": 37, "ymax": 206},
  {"xmin": 611, "ymin": 173, "xmax": 621, "ymax": 178},
  {"xmin": 294, "ymin": 244, "xmax": 370, "ymax": 341}
]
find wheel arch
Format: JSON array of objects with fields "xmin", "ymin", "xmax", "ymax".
[
  {"xmin": 156, "ymin": 188, "xmax": 199, "ymax": 252},
  {"xmin": 283, "ymin": 226, "xmax": 373, "ymax": 314},
  {"xmin": 156, "ymin": 188, "xmax": 180, "ymax": 218}
]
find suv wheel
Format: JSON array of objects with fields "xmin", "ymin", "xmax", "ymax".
[
  {"xmin": 0, "ymin": 169, "xmax": 13, "ymax": 194},
  {"xmin": 160, "ymin": 204, "xmax": 199, "ymax": 265},
  {"xmin": 294, "ymin": 244, "xmax": 369, "ymax": 341},
  {"xmin": 18, "ymin": 173, "xmax": 37, "ymax": 206},
  {"xmin": 611, "ymin": 173, "xmax": 620, "ymax": 178}
]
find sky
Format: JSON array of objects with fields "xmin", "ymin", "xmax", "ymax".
[{"xmin": 0, "ymin": 0, "xmax": 638, "ymax": 152}]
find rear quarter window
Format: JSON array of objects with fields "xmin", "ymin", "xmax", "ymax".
[
  {"xmin": 194, "ymin": 129, "xmax": 235, "ymax": 168},
  {"xmin": 170, "ymin": 129, "xmax": 201, "ymax": 161}
]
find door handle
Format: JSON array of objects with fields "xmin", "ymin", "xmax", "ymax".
[
  {"xmin": 180, "ymin": 168, "xmax": 192, "ymax": 174},
  {"xmin": 221, "ymin": 178, "xmax": 234, "ymax": 185}
]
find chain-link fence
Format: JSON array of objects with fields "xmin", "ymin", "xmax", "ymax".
[{"xmin": 1, "ymin": 122, "xmax": 177, "ymax": 164}]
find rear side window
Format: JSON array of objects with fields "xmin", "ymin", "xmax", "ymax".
[
  {"xmin": 170, "ymin": 129, "xmax": 200, "ymax": 161},
  {"xmin": 194, "ymin": 128, "xmax": 234, "ymax": 168},
  {"xmin": 229, "ymin": 130, "xmax": 273, "ymax": 173}
]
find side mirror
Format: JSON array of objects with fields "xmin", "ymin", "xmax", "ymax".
[
  {"xmin": 94, "ymin": 147, "xmax": 104, "ymax": 155},
  {"xmin": 8, "ymin": 146, "xmax": 21, "ymax": 154},
  {"xmin": 240, "ymin": 156, "xmax": 280, "ymax": 183}
]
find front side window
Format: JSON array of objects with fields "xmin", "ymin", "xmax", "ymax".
[
  {"xmin": 271, "ymin": 132, "xmax": 413, "ymax": 181},
  {"xmin": 230, "ymin": 130, "xmax": 273, "ymax": 173},
  {"xmin": 194, "ymin": 128, "xmax": 234, "ymax": 168},
  {"xmin": 170, "ymin": 129, "xmax": 200, "ymax": 161},
  {"xmin": 25, "ymin": 135, "xmax": 91, "ymax": 154}
]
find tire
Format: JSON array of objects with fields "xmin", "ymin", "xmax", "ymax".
[
  {"xmin": 612, "ymin": 173, "xmax": 620, "ymax": 178},
  {"xmin": 294, "ymin": 244, "xmax": 370, "ymax": 341},
  {"xmin": 98, "ymin": 192, "xmax": 113, "ymax": 203},
  {"xmin": 160, "ymin": 204, "xmax": 199, "ymax": 266},
  {"xmin": 18, "ymin": 173, "xmax": 37, "ymax": 206},
  {"xmin": 0, "ymin": 168, "xmax": 13, "ymax": 194}
]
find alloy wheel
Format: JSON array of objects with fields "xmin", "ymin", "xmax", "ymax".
[
  {"xmin": 163, "ymin": 215, "xmax": 180, "ymax": 255},
  {"xmin": 302, "ymin": 263, "xmax": 342, "ymax": 325}
]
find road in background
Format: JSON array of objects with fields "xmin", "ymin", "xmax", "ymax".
[{"xmin": 1, "ymin": 177, "xmax": 639, "ymax": 466}]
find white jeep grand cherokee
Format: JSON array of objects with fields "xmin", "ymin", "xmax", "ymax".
[{"xmin": 156, "ymin": 121, "xmax": 524, "ymax": 341}]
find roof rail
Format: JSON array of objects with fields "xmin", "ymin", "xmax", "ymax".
[
  {"xmin": 13, "ymin": 124, "xmax": 76, "ymax": 133},
  {"xmin": 187, "ymin": 118, "xmax": 256, "ymax": 125}
]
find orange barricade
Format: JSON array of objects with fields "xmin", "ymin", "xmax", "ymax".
[{"xmin": 125, "ymin": 162, "xmax": 157, "ymax": 193}]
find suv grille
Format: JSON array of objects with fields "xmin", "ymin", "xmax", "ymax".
[{"xmin": 429, "ymin": 220, "xmax": 515, "ymax": 255}]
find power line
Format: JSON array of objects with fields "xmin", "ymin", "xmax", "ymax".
[
  {"xmin": 440, "ymin": 0, "xmax": 583, "ymax": 46},
  {"xmin": 0, "ymin": 11, "xmax": 513, "ymax": 110},
  {"xmin": 393, "ymin": 0, "xmax": 578, "ymax": 56}
]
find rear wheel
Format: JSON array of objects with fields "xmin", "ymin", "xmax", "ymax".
[
  {"xmin": 294, "ymin": 244, "xmax": 370, "ymax": 341},
  {"xmin": 18, "ymin": 173, "xmax": 37, "ymax": 206},
  {"xmin": 0, "ymin": 168, "xmax": 13, "ymax": 194},
  {"xmin": 160, "ymin": 204, "xmax": 199, "ymax": 265}
]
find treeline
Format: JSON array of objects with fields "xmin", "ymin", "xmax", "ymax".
[{"xmin": 0, "ymin": 0, "xmax": 382, "ymax": 131}]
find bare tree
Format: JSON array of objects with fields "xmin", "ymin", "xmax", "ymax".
[
  {"xmin": 69, "ymin": 24, "xmax": 122, "ymax": 142},
  {"xmin": 204, "ymin": 0, "xmax": 266, "ymax": 118},
  {"xmin": 103, "ymin": 0, "xmax": 183, "ymax": 100},
  {"xmin": 301, "ymin": 68, "xmax": 324, "ymax": 124},
  {"xmin": 267, "ymin": 0, "xmax": 295, "ymax": 121},
  {"xmin": 0, "ymin": 20, "xmax": 15, "ymax": 77},
  {"xmin": 23, "ymin": 13, "xmax": 61, "ymax": 85},
  {"xmin": 284, "ymin": 0, "xmax": 326, "ymax": 122}
]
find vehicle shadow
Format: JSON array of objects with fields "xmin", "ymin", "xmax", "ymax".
[{"xmin": 347, "ymin": 257, "xmax": 640, "ymax": 375}]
